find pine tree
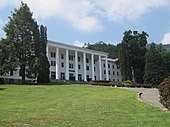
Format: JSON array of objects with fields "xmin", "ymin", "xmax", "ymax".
[
  {"xmin": 118, "ymin": 44, "xmax": 131, "ymax": 81},
  {"xmin": 3, "ymin": 2, "xmax": 50, "ymax": 84},
  {"xmin": 144, "ymin": 43, "xmax": 167, "ymax": 86},
  {"xmin": 163, "ymin": 51, "xmax": 170, "ymax": 76},
  {"xmin": 3, "ymin": 2, "xmax": 38, "ymax": 83},
  {"xmin": 36, "ymin": 25, "xmax": 50, "ymax": 83}
]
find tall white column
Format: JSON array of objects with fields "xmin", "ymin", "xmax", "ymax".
[
  {"xmin": 91, "ymin": 54, "xmax": 94, "ymax": 80},
  {"xmin": 55, "ymin": 47, "xmax": 59, "ymax": 79},
  {"xmin": 65, "ymin": 49, "xmax": 69, "ymax": 80},
  {"xmin": 105, "ymin": 56, "xmax": 109, "ymax": 80},
  {"xmin": 99, "ymin": 55, "xmax": 102, "ymax": 80},
  {"xmin": 83, "ymin": 52, "xmax": 87, "ymax": 81},
  {"xmin": 75, "ymin": 50, "xmax": 78, "ymax": 81}
]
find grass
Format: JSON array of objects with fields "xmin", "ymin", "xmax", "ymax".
[{"xmin": 0, "ymin": 85, "xmax": 170, "ymax": 127}]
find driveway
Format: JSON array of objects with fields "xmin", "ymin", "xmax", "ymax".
[{"xmin": 122, "ymin": 87, "xmax": 167, "ymax": 110}]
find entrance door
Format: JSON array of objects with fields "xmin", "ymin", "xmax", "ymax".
[{"xmin": 78, "ymin": 74, "xmax": 82, "ymax": 81}]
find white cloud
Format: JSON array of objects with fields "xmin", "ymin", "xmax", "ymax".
[
  {"xmin": 0, "ymin": 0, "xmax": 170, "ymax": 32},
  {"xmin": 73, "ymin": 40, "xmax": 84, "ymax": 47},
  {"xmin": 161, "ymin": 32, "xmax": 170, "ymax": 44},
  {"xmin": 0, "ymin": 0, "xmax": 102, "ymax": 32},
  {"xmin": 93, "ymin": 0, "xmax": 169, "ymax": 22}
]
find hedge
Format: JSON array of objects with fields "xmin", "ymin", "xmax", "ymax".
[
  {"xmin": 89, "ymin": 80, "xmax": 152, "ymax": 88},
  {"xmin": 158, "ymin": 76, "xmax": 170, "ymax": 110}
]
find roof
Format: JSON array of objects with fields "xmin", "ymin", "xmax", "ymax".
[{"xmin": 48, "ymin": 40, "xmax": 109, "ymax": 56}]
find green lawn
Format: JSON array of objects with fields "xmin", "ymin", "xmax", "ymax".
[{"xmin": 0, "ymin": 85, "xmax": 169, "ymax": 127}]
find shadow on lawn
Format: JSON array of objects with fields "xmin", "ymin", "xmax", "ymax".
[{"xmin": 0, "ymin": 88, "xmax": 7, "ymax": 91}]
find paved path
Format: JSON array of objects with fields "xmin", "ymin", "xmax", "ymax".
[{"xmin": 122, "ymin": 88, "xmax": 167, "ymax": 110}]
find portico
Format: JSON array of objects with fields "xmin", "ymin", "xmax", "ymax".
[{"xmin": 47, "ymin": 41, "xmax": 109, "ymax": 81}]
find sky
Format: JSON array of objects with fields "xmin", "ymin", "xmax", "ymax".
[{"xmin": 0, "ymin": 0, "xmax": 170, "ymax": 47}]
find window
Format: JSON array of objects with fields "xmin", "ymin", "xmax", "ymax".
[
  {"xmin": 86, "ymin": 58, "xmax": 89, "ymax": 63},
  {"xmin": 78, "ymin": 65, "xmax": 81, "ymax": 69},
  {"xmin": 94, "ymin": 67, "xmax": 95, "ymax": 71},
  {"xmin": 113, "ymin": 71, "xmax": 115, "ymax": 75},
  {"xmin": 112, "ymin": 65, "xmax": 114, "ymax": 69},
  {"xmin": 117, "ymin": 72, "xmax": 119, "ymax": 76},
  {"xmin": 69, "ymin": 73, "xmax": 75, "ymax": 80},
  {"xmin": 69, "ymin": 63, "xmax": 74, "ymax": 69},
  {"xmin": 108, "ymin": 64, "xmax": 110, "ymax": 68},
  {"xmin": 86, "ymin": 66, "xmax": 89, "ymax": 70},
  {"xmin": 51, "ymin": 52, "xmax": 56, "ymax": 58},
  {"xmin": 61, "ymin": 54, "xmax": 64, "ymax": 59},
  {"xmin": 10, "ymin": 70, "xmax": 13, "ymax": 76},
  {"xmin": 69, "ymin": 55, "xmax": 74, "ymax": 61},
  {"xmin": 103, "ymin": 63, "xmax": 105, "ymax": 67},
  {"xmin": 86, "ymin": 75, "xmax": 90, "ymax": 81},
  {"xmin": 95, "ymin": 76, "xmax": 96, "ymax": 80},
  {"xmin": 94, "ymin": 60, "xmax": 95, "ymax": 64},
  {"xmin": 69, "ymin": 73, "xmax": 74, "ymax": 77},
  {"xmin": 117, "ymin": 65, "xmax": 120, "ymax": 69},
  {"xmin": 51, "ymin": 61, "xmax": 56, "ymax": 66},
  {"xmin": 78, "ymin": 57, "xmax": 80, "ymax": 62},
  {"xmin": 61, "ymin": 62, "xmax": 64, "ymax": 67},
  {"xmin": 109, "ymin": 71, "xmax": 110, "ymax": 75},
  {"xmin": 51, "ymin": 71, "xmax": 56, "ymax": 79},
  {"xmin": 78, "ymin": 74, "xmax": 82, "ymax": 81},
  {"xmin": 60, "ymin": 72, "xmax": 65, "ymax": 80},
  {"xmin": 104, "ymin": 70, "xmax": 106, "ymax": 74}
]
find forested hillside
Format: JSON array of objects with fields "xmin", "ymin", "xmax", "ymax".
[
  {"xmin": 84, "ymin": 41, "xmax": 118, "ymax": 58},
  {"xmin": 147, "ymin": 44, "xmax": 170, "ymax": 51}
]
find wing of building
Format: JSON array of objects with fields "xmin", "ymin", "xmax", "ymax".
[{"xmin": 0, "ymin": 40, "xmax": 122, "ymax": 84}]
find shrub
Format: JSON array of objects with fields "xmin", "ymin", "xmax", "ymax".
[
  {"xmin": 130, "ymin": 84, "xmax": 152, "ymax": 88},
  {"xmin": 122, "ymin": 80, "xmax": 132, "ymax": 87},
  {"xmin": 158, "ymin": 76, "xmax": 170, "ymax": 110},
  {"xmin": 89, "ymin": 80, "xmax": 123, "ymax": 87},
  {"xmin": 123, "ymin": 80, "xmax": 132, "ymax": 85}
]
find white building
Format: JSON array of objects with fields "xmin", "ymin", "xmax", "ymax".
[
  {"xmin": 48, "ymin": 41, "xmax": 122, "ymax": 82},
  {"xmin": 0, "ymin": 40, "xmax": 122, "ymax": 83}
]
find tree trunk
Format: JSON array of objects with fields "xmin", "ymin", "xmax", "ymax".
[{"xmin": 21, "ymin": 64, "xmax": 26, "ymax": 84}]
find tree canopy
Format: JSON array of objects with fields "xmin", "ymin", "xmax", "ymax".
[
  {"xmin": 144, "ymin": 43, "xmax": 167, "ymax": 86},
  {"xmin": 118, "ymin": 30, "xmax": 148, "ymax": 83},
  {"xmin": 2, "ymin": 2, "xmax": 50, "ymax": 84}
]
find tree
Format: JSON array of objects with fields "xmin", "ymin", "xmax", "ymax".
[
  {"xmin": 3, "ymin": 2, "xmax": 37, "ymax": 84},
  {"xmin": 118, "ymin": 30, "xmax": 148, "ymax": 83},
  {"xmin": 118, "ymin": 44, "xmax": 131, "ymax": 81},
  {"xmin": 22, "ymin": 24, "xmax": 50, "ymax": 83},
  {"xmin": 3, "ymin": 2, "xmax": 49, "ymax": 84},
  {"xmin": 36, "ymin": 25, "xmax": 50, "ymax": 83},
  {"xmin": 162, "ymin": 51, "xmax": 170, "ymax": 76},
  {"xmin": 144, "ymin": 43, "xmax": 167, "ymax": 86}
]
